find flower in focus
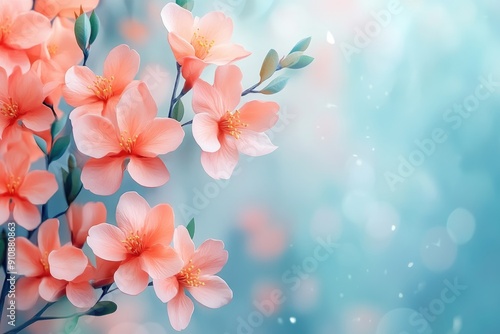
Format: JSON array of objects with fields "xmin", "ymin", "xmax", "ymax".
[
  {"xmin": 67, "ymin": 201, "xmax": 107, "ymax": 248},
  {"xmin": 92, "ymin": 256, "xmax": 120, "ymax": 289},
  {"xmin": 71, "ymin": 83, "xmax": 184, "ymax": 195},
  {"xmin": 0, "ymin": 67, "xmax": 54, "ymax": 140},
  {"xmin": 191, "ymin": 65, "xmax": 280, "ymax": 179},
  {"xmin": 0, "ymin": 148, "xmax": 57, "ymax": 230},
  {"xmin": 154, "ymin": 226, "xmax": 232, "ymax": 331},
  {"xmin": 16, "ymin": 219, "xmax": 98, "ymax": 309},
  {"xmin": 161, "ymin": 3, "xmax": 250, "ymax": 92},
  {"xmin": 87, "ymin": 192, "xmax": 183, "ymax": 295},
  {"xmin": 0, "ymin": 0, "xmax": 51, "ymax": 74},
  {"xmin": 34, "ymin": 0, "xmax": 100, "ymax": 20},
  {"xmin": 64, "ymin": 44, "xmax": 140, "ymax": 119}
]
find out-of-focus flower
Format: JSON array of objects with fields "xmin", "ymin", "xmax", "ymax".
[
  {"xmin": 34, "ymin": 0, "xmax": 100, "ymax": 20},
  {"xmin": 72, "ymin": 83, "xmax": 184, "ymax": 195},
  {"xmin": 16, "ymin": 219, "xmax": 98, "ymax": 309},
  {"xmin": 153, "ymin": 226, "xmax": 232, "ymax": 331},
  {"xmin": 87, "ymin": 192, "xmax": 183, "ymax": 295},
  {"xmin": 0, "ymin": 0, "xmax": 51, "ymax": 74},
  {"xmin": 191, "ymin": 65, "xmax": 279, "ymax": 179},
  {"xmin": 67, "ymin": 201, "xmax": 106, "ymax": 248},
  {"xmin": 0, "ymin": 148, "xmax": 57, "ymax": 230},
  {"xmin": 64, "ymin": 44, "xmax": 140, "ymax": 119},
  {"xmin": 0, "ymin": 67, "xmax": 54, "ymax": 140},
  {"xmin": 161, "ymin": 3, "xmax": 250, "ymax": 91}
]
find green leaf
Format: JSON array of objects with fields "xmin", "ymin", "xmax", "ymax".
[
  {"xmin": 172, "ymin": 99, "xmax": 184, "ymax": 122},
  {"xmin": 259, "ymin": 49, "xmax": 279, "ymax": 83},
  {"xmin": 74, "ymin": 12, "xmax": 91, "ymax": 52},
  {"xmin": 280, "ymin": 51, "xmax": 303, "ymax": 68},
  {"xmin": 68, "ymin": 154, "xmax": 77, "ymax": 173},
  {"xmin": 176, "ymin": 0, "xmax": 194, "ymax": 11},
  {"xmin": 288, "ymin": 55, "xmax": 314, "ymax": 69},
  {"xmin": 51, "ymin": 115, "xmax": 67, "ymax": 138},
  {"xmin": 33, "ymin": 135, "xmax": 47, "ymax": 155},
  {"xmin": 86, "ymin": 301, "xmax": 117, "ymax": 317},
  {"xmin": 259, "ymin": 76, "xmax": 289, "ymax": 95},
  {"xmin": 49, "ymin": 136, "xmax": 70, "ymax": 164},
  {"xmin": 64, "ymin": 167, "xmax": 82, "ymax": 206},
  {"xmin": 63, "ymin": 316, "xmax": 80, "ymax": 334},
  {"xmin": 290, "ymin": 37, "xmax": 311, "ymax": 53},
  {"xmin": 186, "ymin": 218, "xmax": 195, "ymax": 239},
  {"xmin": 89, "ymin": 11, "xmax": 100, "ymax": 46}
]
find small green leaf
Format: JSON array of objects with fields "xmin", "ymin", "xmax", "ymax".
[
  {"xmin": 176, "ymin": 0, "xmax": 194, "ymax": 11},
  {"xmin": 64, "ymin": 167, "xmax": 82, "ymax": 206},
  {"xmin": 68, "ymin": 154, "xmax": 77, "ymax": 173},
  {"xmin": 49, "ymin": 136, "xmax": 70, "ymax": 164},
  {"xmin": 186, "ymin": 218, "xmax": 195, "ymax": 239},
  {"xmin": 63, "ymin": 316, "xmax": 80, "ymax": 334},
  {"xmin": 74, "ymin": 13, "xmax": 91, "ymax": 52},
  {"xmin": 51, "ymin": 115, "xmax": 67, "ymax": 138},
  {"xmin": 33, "ymin": 135, "xmax": 47, "ymax": 155},
  {"xmin": 259, "ymin": 76, "xmax": 289, "ymax": 95},
  {"xmin": 259, "ymin": 49, "xmax": 279, "ymax": 83},
  {"xmin": 290, "ymin": 37, "xmax": 311, "ymax": 53},
  {"xmin": 172, "ymin": 99, "xmax": 184, "ymax": 122},
  {"xmin": 280, "ymin": 51, "xmax": 303, "ymax": 68},
  {"xmin": 288, "ymin": 55, "xmax": 314, "ymax": 69},
  {"xmin": 89, "ymin": 11, "xmax": 100, "ymax": 46},
  {"xmin": 86, "ymin": 301, "xmax": 117, "ymax": 317}
]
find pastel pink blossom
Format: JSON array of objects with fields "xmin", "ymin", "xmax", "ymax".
[
  {"xmin": 16, "ymin": 219, "xmax": 99, "ymax": 309},
  {"xmin": 0, "ymin": 67, "xmax": 54, "ymax": 140},
  {"xmin": 64, "ymin": 44, "xmax": 140, "ymax": 119},
  {"xmin": 87, "ymin": 192, "xmax": 183, "ymax": 295},
  {"xmin": 72, "ymin": 83, "xmax": 185, "ymax": 195},
  {"xmin": 92, "ymin": 256, "xmax": 120, "ymax": 288},
  {"xmin": 154, "ymin": 226, "xmax": 232, "ymax": 331},
  {"xmin": 35, "ymin": 0, "xmax": 100, "ymax": 20},
  {"xmin": 67, "ymin": 201, "xmax": 107, "ymax": 248},
  {"xmin": 0, "ymin": 148, "xmax": 57, "ymax": 230},
  {"xmin": 191, "ymin": 65, "xmax": 280, "ymax": 179},
  {"xmin": 161, "ymin": 3, "xmax": 250, "ymax": 91},
  {"xmin": 0, "ymin": 0, "xmax": 51, "ymax": 74}
]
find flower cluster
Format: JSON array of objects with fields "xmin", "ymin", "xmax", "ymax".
[{"xmin": 0, "ymin": 0, "xmax": 312, "ymax": 332}]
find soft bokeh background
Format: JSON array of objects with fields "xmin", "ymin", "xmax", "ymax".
[{"xmin": 18, "ymin": 0, "xmax": 500, "ymax": 333}]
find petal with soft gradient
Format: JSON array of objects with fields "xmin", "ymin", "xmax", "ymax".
[
  {"xmin": 87, "ymin": 224, "xmax": 127, "ymax": 261},
  {"xmin": 66, "ymin": 281, "xmax": 99, "ymax": 308},
  {"xmin": 0, "ymin": 46, "xmax": 30, "ymax": 76},
  {"xmin": 20, "ymin": 104, "xmax": 54, "ymax": 132},
  {"xmin": 70, "ymin": 202, "xmax": 107, "ymax": 248},
  {"xmin": 181, "ymin": 57, "xmax": 207, "ymax": 93},
  {"xmin": 48, "ymin": 245, "xmax": 88, "ymax": 281},
  {"xmin": 153, "ymin": 276, "xmax": 179, "ymax": 303},
  {"xmin": 72, "ymin": 115, "xmax": 121, "ymax": 158},
  {"xmin": 174, "ymin": 226, "xmax": 195, "ymax": 265},
  {"xmin": 114, "ymin": 257, "xmax": 149, "ymax": 295},
  {"xmin": 16, "ymin": 277, "xmax": 41, "ymax": 310},
  {"xmin": 143, "ymin": 204, "xmax": 175, "ymax": 246},
  {"xmin": 81, "ymin": 157, "xmax": 125, "ymax": 196},
  {"xmin": 64, "ymin": 66, "xmax": 100, "ymax": 106},
  {"xmin": 38, "ymin": 218, "xmax": 61, "ymax": 255},
  {"xmin": 167, "ymin": 291, "xmax": 194, "ymax": 331},
  {"xmin": 18, "ymin": 170, "xmax": 57, "ymax": 204},
  {"xmin": 103, "ymin": 44, "xmax": 140, "ymax": 93},
  {"xmin": 200, "ymin": 138, "xmax": 239, "ymax": 179},
  {"xmin": 127, "ymin": 156, "xmax": 170, "ymax": 188},
  {"xmin": 188, "ymin": 276, "xmax": 233, "ymax": 308},
  {"xmin": 192, "ymin": 239, "xmax": 228, "ymax": 276},
  {"xmin": 192, "ymin": 80, "xmax": 225, "ymax": 117},
  {"xmin": 39, "ymin": 276, "xmax": 67, "ymax": 302},
  {"xmin": 239, "ymin": 101, "xmax": 280, "ymax": 132},
  {"xmin": 134, "ymin": 118, "xmax": 184, "ymax": 157},
  {"xmin": 197, "ymin": 11, "xmax": 233, "ymax": 44},
  {"xmin": 140, "ymin": 244, "xmax": 182, "ymax": 279},
  {"xmin": 115, "ymin": 191, "xmax": 150, "ymax": 233},
  {"xmin": 0, "ymin": 196, "xmax": 10, "ymax": 224},
  {"xmin": 205, "ymin": 44, "xmax": 251, "ymax": 65},
  {"xmin": 12, "ymin": 198, "xmax": 40, "ymax": 230},
  {"xmin": 6, "ymin": 11, "xmax": 51, "ymax": 49},
  {"xmin": 9, "ymin": 69, "xmax": 45, "ymax": 112},
  {"xmin": 167, "ymin": 33, "xmax": 195, "ymax": 65},
  {"xmin": 192, "ymin": 113, "xmax": 221, "ymax": 153},
  {"xmin": 161, "ymin": 3, "xmax": 194, "ymax": 39},
  {"xmin": 115, "ymin": 83, "xmax": 157, "ymax": 135},
  {"xmin": 214, "ymin": 65, "xmax": 242, "ymax": 111},
  {"xmin": 236, "ymin": 130, "xmax": 277, "ymax": 157},
  {"xmin": 16, "ymin": 237, "xmax": 44, "ymax": 276}
]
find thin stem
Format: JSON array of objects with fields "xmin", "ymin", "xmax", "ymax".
[
  {"xmin": 181, "ymin": 120, "xmax": 192, "ymax": 127},
  {"xmin": 241, "ymin": 65, "xmax": 283, "ymax": 96},
  {"xmin": 43, "ymin": 102, "xmax": 57, "ymax": 120},
  {"xmin": 53, "ymin": 208, "xmax": 69, "ymax": 219},
  {"xmin": 4, "ymin": 302, "xmax": 56, "ymax": 334},
  {"xmin": 168, "ymin": 63, "xmax": 182, "ymax": 118}
]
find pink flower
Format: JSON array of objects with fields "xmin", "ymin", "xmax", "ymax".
[
  {"xmin": 161, "ymin": 3, "xmax": 250, "ymax": 91},
  {"xmin": 191, "ymin": 65, "xmax": 280, "ymax": 179},
  {"xmin": 35, "ymin": 0, "xmax": 100, "ymax": 20},
  {"xmin": 87, "ymin": 192, "xmax": 183, "ymax": 295},
  {"xmin": 67, "ymin": 201, "xmax": 107, "ymax": 248},
  {"xmin": 154, "ymin": 226, "xmax": 232, "ymax": 331},
  {"xmin": 0, "ymin": 148, "xmax": 57, "ymax": 230},
  {"xmin": 16, "ymin": 219, "xmax": 99, "ymax": 309},
  {"xmin": 0, "ymin": 0, "xmax": 51, "ymax": 74},
  {"xmin": 92, "ymin": 256, "xmax": 120, "ymax": 289},
  {"xmin": 0, "ymin": 67, "xmax": 54, "ymax": 140},
  {"xmin": 64, "ymin": 44, "xmax": 140, "ymax": 119},
  {"xmin": 72, "ymin": 83, "xmax": 184, "ymax": 195}
]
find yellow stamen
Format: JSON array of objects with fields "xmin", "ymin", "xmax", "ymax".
[
  {"xmin": 191, "ymin": 29, "xmax": 215, "ymax": 59},
  {"xmin": 219, "ymin": 110, "xmax": 247, "ymax": 139},
  {"xmin": 0, "ymin": 19, "xmax": 11, "ymax": 41},
  {"xmin": 6, "ymin": 175, "xmax": 21, "ymax": 194},
  {"xmin": 177, "ymin": 260, "xmax": 205, "ymax": 287},
  {"xmin": 122, "ymin": 231, "xmax": 144, "ymax": 255},
  {"xmin": 40, "ymin": 252, "xmax": 49, "ymax": 272},
  {"xmin": 88, "ymin": 75, "xmax": 114, "ymax": 100},
  {"xmin": 47, "ymin": 44, "xmax": 58, "ymax": 57},
  {"xmin": 1, "ymin": 98, "xmax": 19, "ymax": 119},
  {"xmin": 119, "ymin": 131, "xmax": 138, "ymax": 154}
]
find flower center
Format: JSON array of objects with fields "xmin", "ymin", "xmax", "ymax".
[
  {"xmin": 191, "ymin": 29, "xmax": 214, "ymax": 59},
  {"xmin": 88, "ymin": 75, "xmax": 114, "ymax": 100},
  {"xmin": 0, "ymin": 19, "xmax": 11, "ymax": 42},
  {"xmin": 47, "ymin": 44, "xmax": 58, "ymax": 57},
  {"xmin": 219, "ymin": 110, "xmax": 247, "ymax": 139},
  {"xmin": 122, "ymin": 231, "xmax": 144, "ymax": 255},
  {"xmin": 119, "ymin": 131, "xmax": 138, "ymax": 154},
  {"xmin": 177, "ymin": 260, "xmax": 205, "ymax": 288},
  {"xmin": 40, "ymin": 252, "xmax": 50, "ymax": 273},
  {"xmin": 6, "ymin": 175, "xmax": 21, "ymax": 194},
  {"xmin": 1, "ymin": 98, "xmax": 19, "ymax": 119}
]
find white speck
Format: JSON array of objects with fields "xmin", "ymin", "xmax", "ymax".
[
  {"xmin": 365, "ymin": 135, "xmax": 370, "ymax": 139},
  {"xmin": 376, "ymin": 106, "xmax": 380, "ymax": 110},
  {"xmin": 385, "ymin": 91, "xmax": 389, "ymax": 96},
  {"xmin": 452, "ymin": 316, "xmax": 462, "ymax": 333},
  {"xmin": 369, "ymin": 84, "xmax": 373, "ymax": 89},
  {"xmin": 433, "ymin": 239, "xmax": 441, "ymax": 247},
  {"xmin": 347, "ymin": 274, "xmax": 352, "ymax": 280},
  {"xmin": 289, "ymin": 244, "xmax": 293, "ymax": 248},
  {"xmin": 398, "ymin": 293, "xmax": 404, "ymax": 298},
  {"xmin": 391, "ymin": 225, "xmax": 396, "ymax": 231},
  {"xmin": 408, "ymin": 262, "xmax": 414, "ymax": 268},
  {"xmin": 366, "ymin": 269, "xmax": 370, "ymax": 273},
  {"xmin": 277, "ymin": 318, "xmax": 283, "ymax": 324},
  {"xmin": 353, "ymin": 154, "xmax": 358, "ymax": 157},
  {"xmin": 316, "ymin": 125, "xmax": 320, "ymax": 129},
  {"xmin": 326, "ymin": 103, "xmax": 337, "ymax": 108},
  {"xmin": 326, "ymin": 31, "xmax": 335, "ymax": 45},
  {"xmin": 290, "ymin": 317, "xmax": 297, "ymax": 324},
  {"xmin": 339, "ymin": 293, "xmax": 344, "ymax": 298},
  {"xmin": 372, "ymin": 147, "xmax": 375, "ymax": 151},
  {"xmin": 384, "ymin": 269, "xmax": 388, "ymax": 275},
  {"xmin": 321, "ymin": 136, "xmax": 325, "ymax": 140},
  {"xmin": 367, "ymin": 95, "xmax": 371, "ymax": 99},
  {"xmin": 356, "ymin": 159, "xmax": 363, "ymax": 166},
  {"xmin": 360, "ymin": 76, "xmax": 364, "ymax": 81}
]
